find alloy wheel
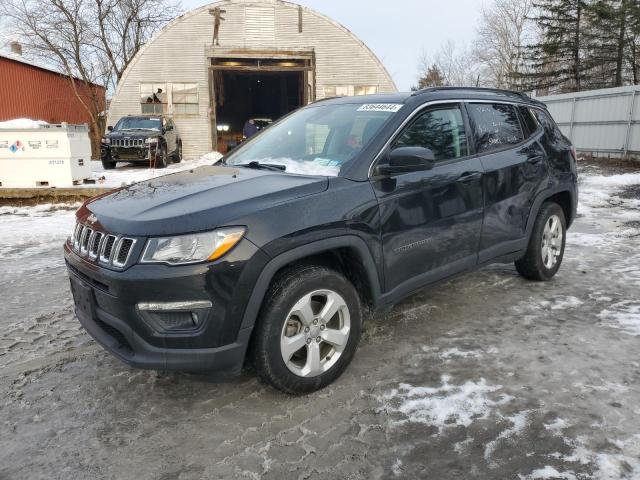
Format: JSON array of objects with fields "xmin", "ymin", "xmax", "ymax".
[
  {"xmin": 541, "ymin": 214, "xmax": 563, "ymax": 269},
  {"xmin": 280, "ymin": 290, "xmax": 351, "ymax": 378}
]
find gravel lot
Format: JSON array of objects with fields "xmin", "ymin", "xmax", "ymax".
[{"xmin": 1, "ymin": 161, "xmax": 639, "ymax": 480}]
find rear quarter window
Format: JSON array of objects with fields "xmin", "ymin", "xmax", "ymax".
[
  {"xmin": 518, "ymin": 106, "xmax": 540, "ymax": 137},
  {"xmin": 532, "ymin": 108, "xmax": 564, "ymax": 143},
  {"xmin": 467, "ymin": 103, "xmax": 524, "ymax": 154}
]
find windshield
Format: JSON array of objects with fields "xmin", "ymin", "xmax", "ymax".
[
  {"xmin": 115, "ymin": 117, "xmax": 161, "ymax": 131},
  {"xmin": 225, "ymin": 103, "xmax": 400, "ymax": 176}
]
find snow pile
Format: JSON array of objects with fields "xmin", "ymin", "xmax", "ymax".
[
  {"xmin": 380, "ymin": 375, "xmax": 511, "ymax": 430},
  {"xmin": 579, "ymin": 172, "xmax": 640, "ymax": 215},
  {"xmin": 597, "ymin": 302, "xmax": 640, "ymax": 336},
  {"xmin": 90, "ymin": 151, "xmax": 223, "ymax": 189},
  {"xmin": 0, "ymin": 118, "xmax": 48, "ymax": 129}
]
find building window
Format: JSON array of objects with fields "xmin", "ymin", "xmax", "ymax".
[
  {"xmin": 355, "ymin": 85, "xmax": 378, "ymax": 96},
  {"xmin": 140, "ymin": 83, "xmax": 167, "ymax": 114},
  {"xmin": 172, "ymin": 83, "xmax": 199, "ymax": 115},
  {"xmin": 323, "ymin": 85, "xmax": 379, "ymax": 98}
]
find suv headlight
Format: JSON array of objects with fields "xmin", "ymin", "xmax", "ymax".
[
  {"xmin": 141, "ymin": 227, "xmax": 246, "ymax": 265},
  {"xmin": 102, "ymin": 137, "xmax": 111, "ymax": 145},
  {"xmin": 145, "ymin": 137, "xmax": 158, "ymax": 144}
]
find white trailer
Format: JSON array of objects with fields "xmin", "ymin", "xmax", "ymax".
[{"xmin": 0, "ymin": 123, "xmax": 92, "ymax": 188}]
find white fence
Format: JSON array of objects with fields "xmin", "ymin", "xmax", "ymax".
[{"xmin": 537, "ymin": 85, "xmax": 640, "ymax": 158}]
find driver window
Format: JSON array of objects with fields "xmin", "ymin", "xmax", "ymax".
[{"xmin": 394, "ymin": 105, "xmax": 468, "ymax": 162}]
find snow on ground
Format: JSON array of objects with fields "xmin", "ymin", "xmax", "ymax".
[
  {"xmin": 597, "ymin": 302, "xmax": 640, "ymax": 336},
  {"xmin": 0, "ymin": 204, "xmax": 77, "ymax": 261},
  {"xmin": 0, "ymin": 118, "xmax": 49, "ymax": 129},
  {"xmin": 380, "ymin": 374, "xmax": 512, "ymax": 430},
  {"xmin": 89, "ymin": 152, "xmax": 223, "ymax": 188}
]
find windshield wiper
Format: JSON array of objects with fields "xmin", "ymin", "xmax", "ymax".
[{"xmin": 236, "ymin": 161, "xmax": 287, "ymax": 172}]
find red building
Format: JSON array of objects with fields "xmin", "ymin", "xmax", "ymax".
[{"xmin": 0, "ymin": 49, "xmax": 106, "ymax": 125}]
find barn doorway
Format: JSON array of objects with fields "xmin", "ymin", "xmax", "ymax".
[{"xmin": 210, "ymin": 51, "xmax": 315, "ymax": 153}]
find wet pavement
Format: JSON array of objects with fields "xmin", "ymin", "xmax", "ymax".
[{"xmin": 1, "ymin": 162, "xmax": 640, "ymax": 480}]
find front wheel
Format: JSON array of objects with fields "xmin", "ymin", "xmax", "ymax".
[
  {"xmin": 155, "ymin": 144, "xmax": 168, "ymax": 168},
  {"xmin": 515, "ymin": 202, "xmax": 566, "ymax": 281},
  {"xmin": 250, "ymin": 265, "xmax": 362, "ymax": 395}
]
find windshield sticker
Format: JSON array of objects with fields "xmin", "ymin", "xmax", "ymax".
[{"xmin": 357, "ymin": 104, "xmax": 403, "ymax": 113}]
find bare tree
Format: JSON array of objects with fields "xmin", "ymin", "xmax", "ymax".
[
  {"xmin": 1, "ymin": 0, "xmax": 180, "ymax": 156},
  {"xmin": 417, "ymin": 41, "xmax": 481, "ymax": 89},
  {"xmin": 474, "ymin": 0, "xmax": 535, "ymax": 89}
]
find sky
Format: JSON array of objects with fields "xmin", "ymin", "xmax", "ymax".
[{"xmin": 181, "ymin": 0, "xmax": 482, "ymax": 91}]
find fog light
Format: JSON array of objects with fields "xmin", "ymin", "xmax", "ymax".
[{"xmin": 136, "ymin": 301, "xmax": 212, "ymax": 333}]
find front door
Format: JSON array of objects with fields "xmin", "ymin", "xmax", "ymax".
[{"xmin": 371, "ymin": 103, "xmax": 485, "ymax": 297}]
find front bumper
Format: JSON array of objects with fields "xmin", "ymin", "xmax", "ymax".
[{"xmin": 64, "ymin": 238, "xmax": 269, "ymax": 374}]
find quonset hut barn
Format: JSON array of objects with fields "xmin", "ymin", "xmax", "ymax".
[{"xmin": 107, "ymin": 0, "xmax": 397, "ymax": 158}]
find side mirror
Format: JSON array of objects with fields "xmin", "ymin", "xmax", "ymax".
[
  {"xmin": 374, "ymin": 146, "xmax": 435, "ymax": 177},
  {"xmin": 107, "ymin": 126, "xmax": 113, "ymax": 132}
]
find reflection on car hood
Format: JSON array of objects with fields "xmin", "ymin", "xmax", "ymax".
[{"xmin": 83, "ymin": 165, "xmax": 329, "ymax": 236}]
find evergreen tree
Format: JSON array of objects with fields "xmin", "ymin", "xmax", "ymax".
[
  {"xmin": 416, "ymin": 64, "xmax": 447, "ymax": 89},
  {"xmin": 523, "ymin": 0, "xmax": 589, "ymax": 93}
]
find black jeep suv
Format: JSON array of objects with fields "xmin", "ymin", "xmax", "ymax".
[
  {"xmin": 101, "ymin": 115, "xmax": 182, "ymax": 170},
  {"xmin": 65, "ymin": 88, "xmax": 578, "ymax": 394}
]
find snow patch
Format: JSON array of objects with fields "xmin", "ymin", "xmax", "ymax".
[
  {"xmin": 0, "ymin": 118, "xmax": 49, "ymax": 129},
  {"xmin": 544, "ymin": 417, "xmax": 569, "ymax": 434},
  {"xmin": 485, "ymin": 410, "xmax": 530, "ymax": 465},
  {"xmin": 439, "ymin": 347, "xmax": 481, "ymax": 360},
  {"xmin": 380, "ymin": 375, "xmax": 511, "ymax": 431},
  {"xmin": 244, "ymin": 158, "xmax": 341, "ymax": 177},
  {"xmin": 598, "ymin": 302, "xmax": 640, "ymax": 336},
  {"xmin": 520, "ymin": 466, "xmax": 577, "ymax": 480}
]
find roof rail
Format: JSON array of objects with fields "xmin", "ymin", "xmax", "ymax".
[{"xmin": 411, "ymin": 86, "xmax": 531, "ymax": 101}]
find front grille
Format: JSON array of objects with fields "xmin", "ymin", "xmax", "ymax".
[
  {"xmin": 89, "ymin": 232, "xmax": 103, "ymax": 259},
  {"xmin": 113, "ymin": 238, "xmax": 135, "ymax": 267},
  {"xmin": 71, "ymin": 221, "xmax": 136, "ymax": 269},
  {"xmin": 100, "ymin": 235, "xmax": 117, "ymax": 263},
  {"xmin": 112, "ymin": 138, "xmax": 145, "ymax": 148}
]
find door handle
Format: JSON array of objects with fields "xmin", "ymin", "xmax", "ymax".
[
  {"xmin": 527, "ymin": 155, "xmax": 544, "ymax": 164},
  {"xmin": 456, "ymin": 172, "xmax": 482, "ymax": 184}
]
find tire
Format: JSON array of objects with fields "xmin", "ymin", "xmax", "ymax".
[
  {"xmin": 515, "ymin": 202, "xmax": 567, "ymax": 281},
  {"xmin": 249, "ymin": 265, "xmax": 362, "ymax": 395},
  {"xmin": 173, "ymin": 142, "xmax": 182, "ymax": 163},
  {"xmin": 101, "ymin": 158, "xmax": 116, "ymax": 170},
  {"xmin": 155, "ymin": 144, "xmax": 168, "ymax": 168}
]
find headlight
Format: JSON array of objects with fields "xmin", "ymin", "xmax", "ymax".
[
  {"xmin": 145, "ymin": 137, "xmax": 158, "ymax": 144},
  {"xmin": 141, "ymin": 227, "xmax": 246, "ymax": 265},
  {"xmin": 102, "ymin": 137, "xmax": 111, "ymax": 145}
]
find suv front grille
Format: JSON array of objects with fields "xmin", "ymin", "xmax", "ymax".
[
  {"xmin": 71, "ymin": 222, "xmax": 136, "ymax": 269},
  {"xmin": 112, "ymin": 138, "xmax": 145, "ymax": 148}
]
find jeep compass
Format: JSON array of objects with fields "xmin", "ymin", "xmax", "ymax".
[{"xmin": 65, "ymin": 88, "xmax": 578, "ymax": 394}]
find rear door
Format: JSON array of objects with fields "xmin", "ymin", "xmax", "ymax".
[
  {"xmin": 371, "ymin": 103, "xmax": 484, "ymax": 296},
  {"xmin": 164, "ymin": 118, "xmax": 177, "ymax": 155},
  {"xmin": 465, "ymin": 102, "xmax": 548, "ymax": 263}
]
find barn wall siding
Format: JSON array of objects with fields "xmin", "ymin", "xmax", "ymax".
[
  {"xmin": 108, "ymin": 0, "xmax": 397, "ymax": 159},
  {"xmin": 0, "ymin": 58, "xmax": 105, "ymax": 125}
]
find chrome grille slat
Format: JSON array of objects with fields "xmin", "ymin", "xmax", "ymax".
[
  {"xmin": 71, "ymin": 221, "xmax": 135, "ymax": 269},
  {"xmin": 113, "ymin": 138, "xmax": 144, "ymax": 148}
]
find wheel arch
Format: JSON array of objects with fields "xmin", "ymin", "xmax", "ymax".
[
  {"xmin": 526, "ymin": 186, "xmax": 577, "ymax": 238},
  {"xmin": 239, "ymin": 236, "xmax": 382, "ymax": 333}
]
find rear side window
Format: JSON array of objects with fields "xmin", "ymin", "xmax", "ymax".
[
  {"xmin": 518, "ymin": 106, "xmax": 539, "ymax": 137},
  {"xmin": 532, "ymin": 108, "xmax": 563, "ymax": 142},
  {"xmin": 394, "ymin": 105, "xmax": 468, "ymax": 161},
  {"xmin": 467, "ymin": 103, "xmax": 524, "ymax": 154}
]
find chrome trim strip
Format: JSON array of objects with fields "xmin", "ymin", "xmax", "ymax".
[
  {"xmin": 80, "ymin": 227, "xmax": 92, "ymax": 255},
  {"xmin": 88, "ymin": 231, "xmax": 103, "ymax": 260},
  {"xmin": 99, "ymin": 234, "xmax": 118, "ymax": 264},
  {"xmin": 137, "ymin": 301, "xmax": 213, "ymax": 311}
]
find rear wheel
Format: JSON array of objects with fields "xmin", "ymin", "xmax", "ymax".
[
  {"xmin": 173, "ymin": 142, "xmax": 182, "ymax": 163},
  {"xmin": 515, "ymin": 202, "xmax": 566, "ymax": 281},
  {"xmin": 250, "ymin": 265, "xmax": 362, "ymax": 395}
]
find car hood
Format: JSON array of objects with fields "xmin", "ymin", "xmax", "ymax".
[
  {"xmin": 108, "ymin": 129, "xmax": 160, "ymax": 138},
  {"xmin": 81, "ymin": 165, "xmax": 329, "ymax": 236}
]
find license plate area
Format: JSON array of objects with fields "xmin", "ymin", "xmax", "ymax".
[{"xmin": 70, "ymin": 276, "xmax": 96, "ymax": 318}]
